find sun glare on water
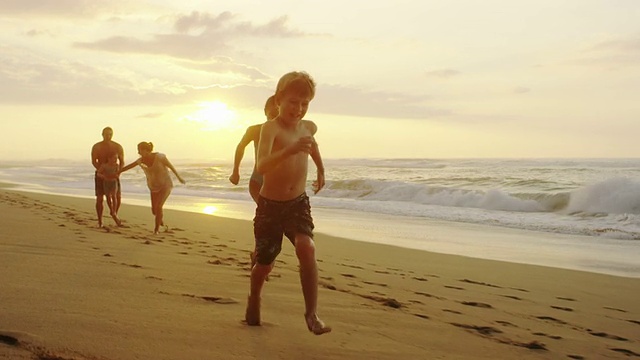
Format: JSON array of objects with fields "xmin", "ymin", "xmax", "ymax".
[
  {"xmin": 184, "ymin": 101, "xmax": 237, "ymax": 131},
  {"xmin": 202, "ymin": 205, "xmax": 218, "ymax": 215}
]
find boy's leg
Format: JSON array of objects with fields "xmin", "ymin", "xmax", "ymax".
[
  {"xmin": 247, "ymin": 195, "xmax": 285, "ymax": 326},
  {"xmin": 295, "ymin": 234, "xmax": 331, "ymax": 335},
  {"xmin": 115, "ymin": 179, "xmax": 122, "ymax": 213},
  {"xmin": 246, "ymin": 262, "xmax": 272, "ymax": 325},
  {"xmin": 108, "ymin": 193, "xmax": 122, "ymax": 226},
  {"xmin": 106, "ymin": 194, "xmax": 114, "ymax": 214}
]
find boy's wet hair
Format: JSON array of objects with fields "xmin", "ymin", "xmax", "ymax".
[
  {"xmin": 275, "ymin": 71, "xmax": 316, "ymax": 100},
  {"xmin": 137, "ymin": 141, "xmax": 154, "ymax": 152}
]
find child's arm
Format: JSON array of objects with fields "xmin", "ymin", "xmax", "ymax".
[
  {"xmin": 229, "ymin": 125, "xmax": 259, "ymax": 184},
  {"xmin": 306, "ymin": 121, "xmax": 325, "ymax": 194},
  {"xmin": 96, "ymin": 166, "xmax": 106, "ymax": 179},
  {"xmin": 104, "ymin": 167, "xmax": 120, "ymax": 181}
]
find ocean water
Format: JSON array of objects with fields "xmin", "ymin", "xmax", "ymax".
[{"xmin": 1, "ymin": 158, "xmax": 639, "ymax": 277}]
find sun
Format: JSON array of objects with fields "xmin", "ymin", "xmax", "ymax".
[{"xmin": 184, "ymin": 101, "xmax": 237, "ymax": 131}]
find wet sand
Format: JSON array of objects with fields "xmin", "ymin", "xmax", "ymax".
[{"xmin": 1, "ymin": 186, "xmax": 638, "ymax": 359}]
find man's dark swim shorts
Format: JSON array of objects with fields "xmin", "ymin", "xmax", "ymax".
[{"xmin": 253, "ymin": 193, "xmax": 314, "ymax": 265}]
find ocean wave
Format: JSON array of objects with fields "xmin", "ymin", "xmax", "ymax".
[
  {"xmin": 320, "ymin": 177, "xmax": 640, "ymax": 216},
  {"xmin": 566, "ymin": 177, "xmax": 640, "ymax": 215}
]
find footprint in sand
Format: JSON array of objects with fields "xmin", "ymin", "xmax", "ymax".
[
  {"xmin": 414, "ymin": 291, "xmax": 445, "ymax": 300},
  {"xmin": 460, "ymin": 301, "xmax": 493, "ymax": 309},
  {"xmin": 556, "ymin": 296, "xmax": 577, "ymax": 302},
  {"xmin": 532, "ymin": 332, "xmax": 562, "ymax": 340},
  {"xmin": 536, "ymin": 316, "xmax": 567, "ymax": 325},
  {"xmin": 610, "ymin": 348, "xmax": 640, "ymax": 357},
  {"xmin": 588, "ymin": 330, "xmax": 628, "ymax": 341},
  {"xmin": 444, "ymin": 285, "xmax": 465, "ymax": 291},
  {"xmin": 443, "ymin": 309, "xmax": 462, "ymax": 315},
  {"xmin": 181, "ymin": 293, "xmax": 239, "ymax": 304},
  {"xmin": 459, "ymin": 279, "xmax": 503, "ymax": 289},
  {"xmin": 603, "ymin": 306, "xmax": 627, "ymax": 313},
  {"xmin": 337, "ymin": 262, "xmax": 364, "ymax": 270},
  {"xmin": 359, "ymin": 294, "xmax": 402, "ymax": 309}
]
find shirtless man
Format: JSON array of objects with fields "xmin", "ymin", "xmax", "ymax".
[
  {"xmin": 245, "ymin": 71, "xmax": 330, "ymax": 335},
  {"xmin": 91, "ymin": 127, "xmax": 124, "ymax": 228}
]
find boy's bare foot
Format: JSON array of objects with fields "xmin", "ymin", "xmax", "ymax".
[
  {"xmin": 245, "ymin": 295, "xmax": 261, "ymax": 326},
  {"xmin": 111, "ymin": 215, "xmax": 122, "ymax": 227},
  {"xmin": 305, "ymin": 314, "xmax": 332, "ymax": 335}
]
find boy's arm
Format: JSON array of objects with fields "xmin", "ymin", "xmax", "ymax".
[
  {"xmin": 310, "ymin": 141, "xmax": 325, "ymax": 194},
  {"xmin": 257, "ymin": 122, "xmax": 314, "ymax": 175},
  {"xmin": 305, "ymin": 120, "xmax": 325, "ymax": 194}
]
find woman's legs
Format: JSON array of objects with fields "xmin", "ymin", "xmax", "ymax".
[{"xmin": 150, "ymin": 187, "xmax": 171, "ymax": 234}]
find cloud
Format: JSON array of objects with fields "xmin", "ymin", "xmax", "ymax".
[
  {"xmin": 590, "ymin": 38, "xmax": 640, "ymax": 53},
  {"xmin": 0, "ymin": 0, "xmax": 126, "ymax": 17},
  {"xmin": 570, "ymin": 36, "xmax": 640, "ymax": 69},
  {"xmin": 314, "ymin": 84, "xmax": 451, "ymax": 120},
  {"xmin": 0, "ymin": 46, "xmax": 448, "ymax": 120},
  {"xmin": 425, "ymin": 69, "xmax": 461, "ymax": 79},
  {"xmin": 175, "ymin": 58, "xmax": 270, "ymax": 81},
  {"xmin": 25, "ymin": 29, "xmax": 52, "ymax": 37},
  {"xmin": 513, "ymin": 86, "xmax": 530, "ymax": 94},
  {"xmin": 73, "ymin": 11, "xmax": 309, "ymax": 60},
  {"xmin": 137, "ymin": 113, "xmax": 163, "ymax": 119}
]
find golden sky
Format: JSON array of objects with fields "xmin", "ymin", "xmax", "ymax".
[{"xmin": 1, "ymin": 0, "xmax": 639, "ymax": 161}]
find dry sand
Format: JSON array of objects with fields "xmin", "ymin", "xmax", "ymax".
[{"xmin": 0, "ymin": 186, "xmax": 639, "ymax": 359}]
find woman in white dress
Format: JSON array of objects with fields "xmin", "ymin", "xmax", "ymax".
[{"xmin": 120, "ymin": 142, "xmax": 186, "ymax": 234}]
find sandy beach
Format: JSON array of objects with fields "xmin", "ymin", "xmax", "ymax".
[{"xmin": 1, "ymin": 185, "xmax": 639, "ymax": 360}]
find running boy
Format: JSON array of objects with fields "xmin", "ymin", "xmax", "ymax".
[
  {"xmin": 245, "ymin": 71, "xmax": 330, "ymax": 335},
  {"xmin": 97, "ymin": 152, "xmax": 123, "ymax": 226}
]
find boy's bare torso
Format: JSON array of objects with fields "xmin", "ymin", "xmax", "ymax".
[{"xmin": 260, "ymin": 120, "xmax": 314, "ymax": 201}]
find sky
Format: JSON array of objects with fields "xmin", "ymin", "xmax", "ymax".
[{"xmin": 0, "ymin": 0, "xmax": 639, "ymax": 162}]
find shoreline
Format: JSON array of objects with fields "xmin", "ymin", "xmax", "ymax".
[
  {"xmin": 1, "ymin": 188, "xmax": 639, "ymax": 359},
  {"xmin": 4, "ymin": 181, "xmax": 639, "ymax": 278}
]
